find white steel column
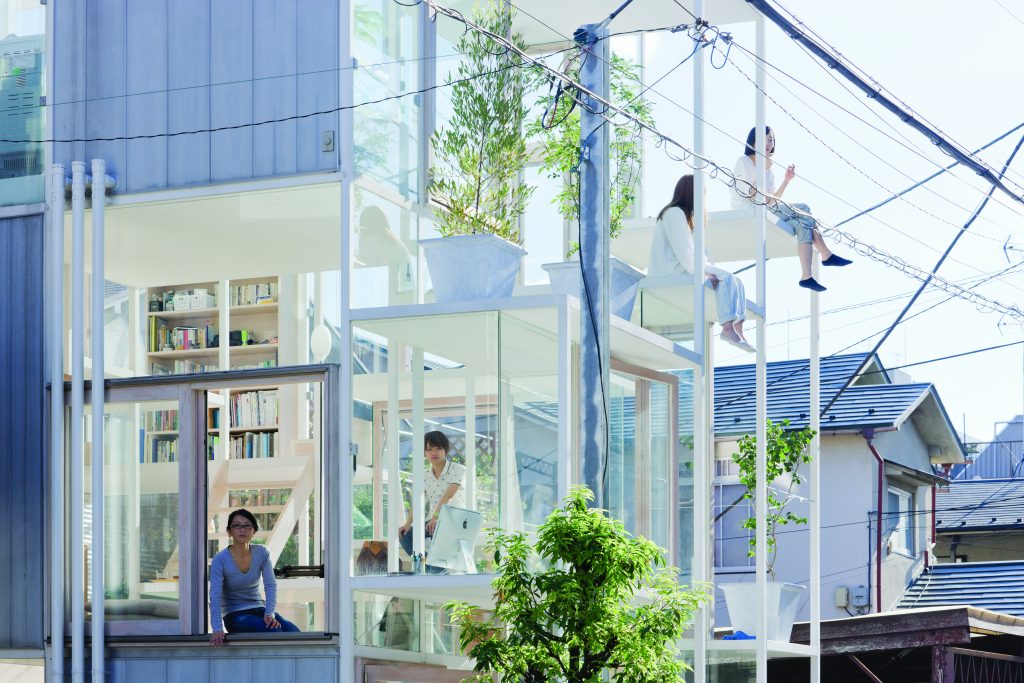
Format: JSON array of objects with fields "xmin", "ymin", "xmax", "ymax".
[
  {"xmin": 338, "ymin": 0, "xmax": 356, "ymax": 675},
  {"xmin": 754, "ymin": 14, "xmax": 769, "ymax": 683},
  {"xmin": 412, "ymin": 347, "xmax": 425, "ymax": 555},
  {"xmin": 556, "ymin": 302, "xmax": 571, "ymax": 502},
  {"xmin": 386, "ymin": 341, "xmax": 401, "ymax": 574},
  {"xmin": 48, "ymin": 164, "xmax": 65, "ymax": 683},
  {"xmin": 809, "ymin": 261, "xmax": 822, "ymax": 683},
  {"xmin": 465, "ymin": 377, "xmax": 477, "ymax": 509},
  {"xmin": 69, "ymin": 161, "xmax": 86, "ymax": 683},
  {"xmin": 692, "ymin": 1, "xmax": 708, "ymax": 678},
  {"xmin": 90, "ymin": 159, "xmax": 107, "ymax": 683}
]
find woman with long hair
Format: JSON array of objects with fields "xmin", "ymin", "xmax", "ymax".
[
  {"xmin": 649, "ymin": 174, "xmax": 754, "ymax": 352},
  {"xmin": 733, "ymin": 126, "xmax": 851, "ymax": 291}
]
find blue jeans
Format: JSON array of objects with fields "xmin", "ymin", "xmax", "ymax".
[
  {"xmin": 223, "ymin": 607, "xmax": 300, "ymax": 633},
  {"xmin": 771, "ymin": 201, "xmax": 816, "ymax": 244}
]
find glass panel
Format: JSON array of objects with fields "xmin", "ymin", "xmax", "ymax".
[
  {"xmin": 649, "ymin": 380, "xmax": 672, "ymax": 552},
  {"xmin": 353, "ymin": 591, "xmax": 460, "ymax": 656},
  {"xmin": 352, "ymin": 185, "xmax": 419, "ymax": 309},
  {"xmin": 353, "ymin": 0, "xmax": 421, "ymax": 200},
  {"xmin": 351, "ymin": 312, "xmax": 502, "ymax": 576},
  {"xmin": 608, "ymin": 371, "xmax": 637, "ymax": 534},
  {"xmin": 714, "ymin": 483, "xmax": 754, "ymax": 569},
  {"xmin": 83, "ymin": 399, "xmax": 182, "ymax": 633},
  {"xmin": 0, "ymin": 0, "xmax": 45, "ymax": 206},
  {"xmin": 206, "ymin": 378, "xmax": 325, "ymax": 632},
  {"xmin": 521, "ymin": 164, "xmax": 565, "ymax": 285},
  {"xmin": 677, "ymin": 368, "xmax": 694, "ymax": 582}
]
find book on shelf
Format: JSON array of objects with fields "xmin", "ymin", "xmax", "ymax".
[
  {"xmin": 230, "ymin": 281, "xmax": 279, "ymax": 307},
  {"xmin": 230, "ymin": 389, "xmax": 279, "ymax": 428},
  {"xmin": 143, "ymin": 436, "xmax": 178, "ymax": 463},
  {"xmin": 229, "ymin": 431, "xmax": 279, "ymax": 459},
  {"xmin": 148, "ymin": 317, "xmax": 217, "ymax": 353},
  {"xmin": 151, "ymin": 360, "xmax": 219, "ymax": 375},
  {"xmin": 145, "ymin": 409, "xmax": 179, "ymax": 432}
]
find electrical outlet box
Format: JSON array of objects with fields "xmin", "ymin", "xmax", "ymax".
[
  {"xmin": 834, "ymin": 586, "xmax": 849, "ymax": 608},
  {"xmin": 850, "ymin": 585, "xmax": 870, "ymax": 608},
  {"xmin": 321, "ymin": 130, "xmax": 335, "ymax": 152}
]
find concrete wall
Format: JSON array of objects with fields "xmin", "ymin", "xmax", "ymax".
[
  {"xmin": 0, "ymin": 214, "xmax": 45, "ymax": 650},
  {"xmin": 52, "ymin": 0, "xmax": 340, "ymax": 193}
]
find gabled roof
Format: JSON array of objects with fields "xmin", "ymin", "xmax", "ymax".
[
  {"xmin": 935, "ymin": 479, "xmax": 1024, "ymax": 531},
  {"xmin": 899, "ymin": 561, "xmax": 1024, "ymax": 617},
  {"xmin": 708, "ymin": 353, "xmax": 965, "ymax": 462}
]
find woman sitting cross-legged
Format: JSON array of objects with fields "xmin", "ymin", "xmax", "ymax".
[
  {"xmin": 649, "ymin": 173, "xmax": 754, "ymax": 353},
  {"xmin": 209, "ymin": 509, "xmax": 300, "ymax": 646}
]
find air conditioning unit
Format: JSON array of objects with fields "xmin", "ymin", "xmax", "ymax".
[{"xmin": 0, "ymin": 34, "xmax": 44, "ymax": 181}]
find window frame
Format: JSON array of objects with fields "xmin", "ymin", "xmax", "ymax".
[
  {"xmin": 886, "ymin": 485, "xmax": 915, "ymax": 557},
  {"xmin": 66, "ymin": 364, "xmax": 339, "ymax": 638},
  {"xmin": 713, "ymin": 459, "xmax": 756, "ymax": 573}
]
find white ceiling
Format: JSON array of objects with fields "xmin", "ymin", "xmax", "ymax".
[{"xmin": 64, "ymin": 183, "xmax": 342, "ymax": 288}]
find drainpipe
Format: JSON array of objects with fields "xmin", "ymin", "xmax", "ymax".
[
  {"xmin": 69, "ymin": 161, "xmax": 86, "ymax": 683},
  {"xmin": 862, "ymin": 429, "xmax": 884, "ymax": 613},
  {"xmin": 90, "ymin": 158, "xmax": 107, "ymax": 683},
  {"xmin": 928, "ymin": 485, "xmax": 936, "ymax": 569}
]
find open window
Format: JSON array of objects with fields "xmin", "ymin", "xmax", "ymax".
[{"xmin": 71, "ymin": 365, "xmax": 337, "ymax": 637}]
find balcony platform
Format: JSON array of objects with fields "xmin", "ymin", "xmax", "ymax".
[{"xmin": 612, "ymin": 209, "xmax": 798, "ymax": 271}]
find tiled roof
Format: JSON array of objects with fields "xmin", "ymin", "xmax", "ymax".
[
  {"xmin": 710, "ymin": 353, "xmax": 935, "ymax": 436},
  {"xmin": 935, "ymin": 479, "xmax": 1024, "ymax": 531},
  {"xmin": 899, "ymin": 562, "xmax": 1024, "ymax": 617}
]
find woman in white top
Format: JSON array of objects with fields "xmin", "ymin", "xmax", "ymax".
[
  {"xmin": 649, "ymin": 174, "xmax": 754, "ymax": 352},
  {"xmin": 733, "ymin": 126, "xmax": 851, "ymax": 292}
]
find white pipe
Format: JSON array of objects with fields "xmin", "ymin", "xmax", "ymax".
[
  {"xmin": 48, "ymin": 164, "xmax": 65, "ymax": 683},
  {"xmin": 69, "ymin": 161, "xmax": 86, "ymax": 683},
  {"xmin": 90, "ymin": 158, "xmax": 106, "ymax": 683},
  {"xmin": 386, "ymin": 340, "xmax": 401, "ymax": 574},
  {"xmin": 465, "ymin": 376, "xmax": 477, "ymax": 509},
  {"xmin": 412, "ymin": 347, "xmax": 425, "ymax": 555},
  {"xmin": 754, "ymin": 15, "xmax": 769, "ymax": 683},
  {"xmin": 692, "ymin": 2, "xmax": 708, "ymax": 679},
  {"xmin": 809, "ymin": 256, "xmax": 821, "ymax": 682}
]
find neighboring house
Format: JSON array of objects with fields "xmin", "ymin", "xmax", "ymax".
[
  {"xmin": 951, "ymin": 415, "xmax": 1024, "ymax": 480},
  {"xmin": 899, "ymin": 561, "xmax": 1024, "ymax": 616},
  {"xmin": 711, "ymin": 353, "xmax": 964, "ymax": 623},
  {"xmin": 934, "ymin": 478, "xmax": 1024, "ymax": 563}
]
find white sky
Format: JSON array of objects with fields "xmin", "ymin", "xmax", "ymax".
[{"xmin": 631, "ymin": 0, "xmax": 1024, "ymax": 442}]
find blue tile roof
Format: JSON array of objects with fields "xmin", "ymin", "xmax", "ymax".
[
  {"xmin": 710, "ymin": 353, "xmax": 933, "ymax": 436},
  {"xmin": 936, "ymin": 479, "xmax": 1024, "ymax": 531},
  {"xmin": 899, "ymin": 561, "xmax": 1024, "ymax": 616}
]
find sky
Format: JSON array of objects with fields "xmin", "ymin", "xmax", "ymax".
[{"xmin": 628, "ymin": 0, "xmax": 1024, "ymax": 442}]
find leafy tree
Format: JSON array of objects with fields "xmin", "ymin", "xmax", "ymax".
[
  {"xmin": 731, "ymin": 418, "xmax": 815, "ymax": 578},
  {"xmin": 429, "ymin": 1, "xmax": 534, "ymax": 242},
  {"xmin": 448, "ymin": 486, "xmax": 709, "ymax": 683},
  {"xmin": 528, "ymin": 53, "xmax": 654, "ymax": 255}
]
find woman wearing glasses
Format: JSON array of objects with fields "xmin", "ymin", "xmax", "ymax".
[{"xmin": 209, "ymin": 509, "xmax": 300, "ymax": 646}]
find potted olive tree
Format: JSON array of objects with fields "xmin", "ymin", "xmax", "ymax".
[
  {"xmin": 534, "ymin": 54, "xmax": 651, "ymax": 318},
  {"xmin": 719, "ymin": 418, "xmax": 815, "ymax": 641},
  {"xmin": 421, "ymin": 1, "xmax": 534, "ymax": 303}
]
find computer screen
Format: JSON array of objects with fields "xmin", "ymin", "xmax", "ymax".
[{"xmin": 427, "ymin": 505, "xmax": 483, "ymax": 573}]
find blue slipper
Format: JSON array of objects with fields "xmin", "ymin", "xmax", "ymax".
[
  {"xmin": 822, "ymin": 254, "xmax": 852, "ymax": 267},
  {"xmin": 799, "ymin": 277, "xmax": 827, "ymax": 292}
]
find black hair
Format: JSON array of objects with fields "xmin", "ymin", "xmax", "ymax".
[
  {"xmin": 424, "ymin": 430, "xmax": 451, "ymax": 454},
  {"xmin": 227, "ymin": 508, "xmax": 259, "ymax": 532},
  {"xmin": 744, "ymin": 125, "xmax": 775, "ymax": 157},
  {"xmin": 657, "ymin": 174, "xmax": 695, "ymax": 227}
]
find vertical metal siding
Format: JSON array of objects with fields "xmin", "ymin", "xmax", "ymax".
[
  {"xmin": 53, "ymin": 0, "xmax": 340, "ymax": 191},
  {"xmin": 0, "ymin": 214, "xmax": 45, "ymax": 649}
]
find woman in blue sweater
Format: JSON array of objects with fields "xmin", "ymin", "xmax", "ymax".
[{"xmin": 209, "ymin": 509, "xmax": 300, "ymax": 646}]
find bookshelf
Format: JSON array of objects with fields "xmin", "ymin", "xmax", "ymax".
[
  {"xmin": 145, "ymin": 277, "xmax": 280, "ymax": 376},
  {"xmin": 143, "ymin": 407, "xmax": 179, "ymax": 464}
]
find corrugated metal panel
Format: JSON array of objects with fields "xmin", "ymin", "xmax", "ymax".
[
  {"xmin": 936, "ymin": 479, "xmax": 1024, "ymax": 530},
  {"xmin": 0, "ymin": 214, "xmax": 45, "ymax": 649},
  {"xmin": 52, "ymin": 0, "xmax": 340, "ymax": 191},
  {"xmin": 899, "ymin": 561, "xmax": 1024, "ymax": 616},
  {"xmin": 952, "ymin": 418, "xmax": 1024, "ymax": 480}
]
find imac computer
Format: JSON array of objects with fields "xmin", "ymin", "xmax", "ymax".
[{"xmin": 427, "ymin": 505, "xmax": 483, "ymax": 574}]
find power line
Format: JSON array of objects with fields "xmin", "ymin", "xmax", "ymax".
[
  {"xmin": 990, "ymin": 0, "xmax": 1024, "ymax": 27},
  {"xmin": 821, "ymin": 131, "xmax": 1024, "ymax": 416}
]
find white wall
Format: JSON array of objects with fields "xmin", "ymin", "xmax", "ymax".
[{"xmin": 713, "ymin": 429, "xmax": 934, "ymax": 626}]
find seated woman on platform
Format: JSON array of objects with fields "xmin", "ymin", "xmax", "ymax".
[
  {"xmin": 399, "ymin": 430, "xmax": 466, "ymax": 559},
  {"xmin": 209, "ymin": 509, "xmax": 300, "ymax": 646},
  {"xmin": 649, "ymin": 173, "xmax": 754, "ymax": 353},
  {"xmin": 733, "ymin": 126, "xmax": 851, "ymax": 292}
]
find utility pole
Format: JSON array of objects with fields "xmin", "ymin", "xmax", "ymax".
[{"xmin": 574, "ymin": 20, "xmax": 611, "ymax": 508}]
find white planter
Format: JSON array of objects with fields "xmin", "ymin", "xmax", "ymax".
[
  {"xmin": 542, "ymin": 257, "xmax": 644, "ymax": 320},
  {"xmin": 719, "ymin": 582, "xmax": 806, "ymax": 642},
  {"xmin": 420, "ymin": 234, "xmax": 526, "ymax": 303}
]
